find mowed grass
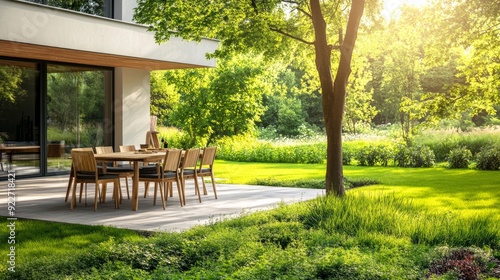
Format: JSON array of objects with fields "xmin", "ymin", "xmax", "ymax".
[
  {"xmin": 215, "ymin": 160, "xmax": 500, "ymax": 221},
  {"xmin": 1, "ymin": 160, "xmax": 499, "ymax": 279}
]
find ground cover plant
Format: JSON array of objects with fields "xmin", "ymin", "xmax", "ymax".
[{"xmin": 1, "ymin": 161, "xmax": 499, "ymax": 279}]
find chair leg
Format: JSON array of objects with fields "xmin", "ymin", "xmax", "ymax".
[
  {"xmin": 210, "ymin": 173, "xmax": 218, "ymax": 199},
  {"xmin": 181, "ymin": 178, "xmax": 187, "ymax": 205},
  {"xmin": 79, "ymin": 183, "xmax": 84, "ymax": 203},
  {"xmin": 193, "ymin": 176, "xmax": 202, "ymax": 203},
  {"xmin": 201, "ymin": 175, "xmax": 208, "ymax": 195},
  {"xmin": 144, "ymin": 182, "xmax": 150, "ymax": 197},
  {"xmin": 176, "ymin": 178, "xmax": 183, "ymax": 207},
  {"xmin": 159, "ymin": 182, "xmax": 166, "ymax": 210},
  {"xmin": 70, "ymin": 180, "xmax": 78, "ymax": 209},
  {"xmin": 94, "ymin": 184, "xmax": 100, "ymax": 211},
  {"xmin": 114, "ymin": 180, "xmax": 120, "ymax": 209},
  {"xmin": 65, "ymin": 175, "xmax": 73, "ymax": 202},
  {"xmin": 125, "ymin": 176, "xmax": 130, "ymax": 199},
  {"xmin": 118, "ymin": 179, "xmax": 123, "ymax": 203},
  {"xmin": 163, "ymin": 182, "xmax": 169, "ymax": 201},
  {"xmin": 153, "ymin": 182, "xmax": 158, "ymax": 205}
]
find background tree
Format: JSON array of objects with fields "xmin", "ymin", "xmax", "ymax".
[
  {"xmin": 344, "ymin": 56, "xmax": 377, "ymax": 133},
  {"xmin": 413, "ymin": 0, "xmax": 500, "ymax": 127},
  {"xmin": 165, "ymin": 54, "xmax": 267, "ymax": 147},
  {"xmin": 135, "ymin": 0, "xmax": 372, "ymax": 196},
  {"xmin": 150, "ymin": 71, "xmax": 179, "ymax": 126}
]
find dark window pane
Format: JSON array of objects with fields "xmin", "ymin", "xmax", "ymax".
[{"xmin": 0, "ymin": 60, "xmax": 40, "ymax": 177}]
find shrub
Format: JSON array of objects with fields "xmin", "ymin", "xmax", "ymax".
[
  {"xmin": 475, "ymin": 146, "xmax": 500, "ymax": 171},
  {"xmin": 356, "ymin": 145, "xmax": 392, "ymax": 166},
  {"xmin": 342, "ymin": 147, "xmax": 353, "ymax": 165},
  {"xmin": 447, "ymin": 147, "xmax": 472, "ymax": 169},
  {"xmin": 393, "ymin": 144, "xmax": 411, "ymax": 167},
  {"xmin": 409, "ymin": 145, "xmax": 435, "ymax": 167},
  {"xmin": 393, "ymin": 144, "xmax": 435, "ymax": 167}
]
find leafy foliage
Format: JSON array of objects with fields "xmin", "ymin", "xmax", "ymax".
[
  {"xmin": 475, "ymin": 146, "xmax": 500, "ymax": 171},
  {"xmin": 447, "ymin": 147, "xmax": 472, "ymax": 169}
]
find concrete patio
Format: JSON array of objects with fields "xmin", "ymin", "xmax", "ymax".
[{"xmin": 2, "ymin": 175, "xmax": 324, "ymax": 232}]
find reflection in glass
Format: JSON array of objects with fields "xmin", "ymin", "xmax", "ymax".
[
  {"xmin": 23, "ymin": 0, "xmax": 112, "ymax": 18},
  {"xmin": 0, "ymin": 60, "xmax": 40, "ymax": 177},
  {"xmin": 46, "ymin": 64, "xmax": 112, "ymax": 173}
]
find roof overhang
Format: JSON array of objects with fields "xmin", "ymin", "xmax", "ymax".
[{"xmin": 0, "ymin": 0, "xmax": 218, "ymax": 70}]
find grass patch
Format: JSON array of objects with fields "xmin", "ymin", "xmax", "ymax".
[
  {"xmin": 4, "ymin": 193, "xmax": 498, "ymax": 279},
  {"xmin": 1, "ymin": 161, "xmax": 499, "ymax": 279},
  {"xmin": 0, "ymin": 219, "xmax": 143, "ymax": 278},
  {"xmin": 215, "ymin": 160, "xmax": 500, "ymax": 221}
]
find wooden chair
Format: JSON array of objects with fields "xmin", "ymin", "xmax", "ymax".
[
  {"xmin": 70, "ymin": 149, "xmax": 120, "ymax": 211},
  {"xmin": 180, "ymin": 148, "xmax": 202, "ymax": 205},
  {"xmin": 65, "ymin": 147, "xmax": 93, "ymax": 203},
  {"xmin": 198, "ymin": 146, "xmax": 218, "ymax": 199},
  {"xmin": 138, "ymin": 149, "xmax": 183, "ymax": 209},
  {"xmin": 95, "ymin": 146, "xmax": 132, "ymax": 201},
  {"xmin": 145, "ymin": 131, "xmax": 160, "ymax": 148},
  {"xmin": 119, "ymin": 145, "xmax": 136, "ymax": 152}
]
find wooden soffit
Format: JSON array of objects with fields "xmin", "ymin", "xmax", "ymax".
[{"xmin": 0, "ymin": 40, "xmax": 203, "ymax": 70}]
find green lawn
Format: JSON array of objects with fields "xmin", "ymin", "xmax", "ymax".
[
  {"xmin": 215, "ymin": 160, "xmax": 500, "ymax": 220},
  {"xmin": 1, "ymin": 160, "xmax": 499, "ymax": 279}
]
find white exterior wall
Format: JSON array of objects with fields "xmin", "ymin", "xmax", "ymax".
[
  {"xmin": 0, "ymin": 0, "xmax": 218, "ymax": 68},
  {"xmin": 115, "ymin": 68, "xmax": 151, "ymax": 150}
]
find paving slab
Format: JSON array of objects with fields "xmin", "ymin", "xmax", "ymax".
[{"xmin": 1, "ymin": 175, "xmax": 324, "ymax": 232}]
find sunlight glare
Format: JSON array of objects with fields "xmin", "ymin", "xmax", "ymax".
[{"xmin": 383, "ymin": 0, "xmax": 430, "ymax": 20}]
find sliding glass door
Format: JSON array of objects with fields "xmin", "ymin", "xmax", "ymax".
[
  {"xmin": 0, "ymin": 58, "xmax": 113, "ymax": 178},
  {"xmin": 46, "ymin": 64, "xmax": 113, "ymax": 174}
]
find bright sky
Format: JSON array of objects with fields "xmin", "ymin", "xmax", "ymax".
[{"xmin": 382, "ymin": 0, "xmax": 430, "ymax": 19}]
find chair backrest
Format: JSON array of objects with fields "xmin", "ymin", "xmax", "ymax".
[
  {"xmin": 163, "ymin": 149, "xmax": 182, "ymax": 172},
  {"xmin": 71, "ymin": 150, "xmax": 97, "ymax": 174},
  {"xmin": 200, "ymin": 147, "xmax": 217, "ymax": 168},
  {"xmin": 119, "ymin": 145, "xmax": 135, "ymax": 152},
  {"xmin": 146, "ymin": 131, "xmax": 160, "ymax": 148},
  {"xmin": 95, "ymin": 146, "xmax": 113, "ymax": 154},
  {"xmin": 182, "ymin": 148, "xmax": 200, "ymax": 170},
  {"xmin": 71, "ymin": 147, "xmax": 94, "ymax": 152}
]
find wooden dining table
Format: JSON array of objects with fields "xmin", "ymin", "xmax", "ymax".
[{"xmin": 94, "ymin": 151, "xmax": 166, "ymax": 211}]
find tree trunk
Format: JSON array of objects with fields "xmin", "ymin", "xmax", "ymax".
[{"xmin": 310, "ymin": 0, "xmax": 365, "ymax": 196}]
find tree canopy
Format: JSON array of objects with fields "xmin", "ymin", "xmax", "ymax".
[{"xmin": 136, "ymin": 0, "xmax": 500, "ymax": 193}]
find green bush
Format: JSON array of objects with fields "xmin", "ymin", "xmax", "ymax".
[
  {"xmin": 393, "ymin": 144, "xmax": 411, "ymax": 167},
  {"xmin": 215, "ymin": 135, "xmax": 326, "ymax": 164},
  {"xmin": 342, "ymin": 147, "xmax": 354, "ymax": 165},
  {"xmin": 409, "ymin": 145, "xmax": 435, "ymax": 167},
  {"xmin": 447, "ymin": 147, "xmax": 472, "ymax": 169},
  {"xmin": 475, "ymin": 146, "xmax": 500, "ymax": 171},
  {"xmin": 356, "ymin": 145, "xmax": 392, "ymax": 166},
  {"xmin": 415, "ymin": 128, "xmax": 500, "ymax": 161}
]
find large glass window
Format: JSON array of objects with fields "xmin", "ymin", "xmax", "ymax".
[
  {"xmin": 0, "ymin": 59, "xmax": 41, "ymax": 177},
  {"xmin": 24, "ymin": 0, "xmax": 113, "ymax": 18},
  {"xmin": 46, "ymin": 64, "xmax": 113, "ymax": 174},
  {"xmin": 0, "ymin": 59, "xmax": 113, "ymax": 178}
]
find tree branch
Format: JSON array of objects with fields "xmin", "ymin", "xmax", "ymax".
[
  {"xmin": 296, "ymin": 7, "xmax": 312, "ymax": 19},
  {"xmin": 269, "ymin": 27, "xmax": 315, "ymax": 45}
]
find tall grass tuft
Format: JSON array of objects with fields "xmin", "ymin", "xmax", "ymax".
[{"xmin": 301, "ymin": 193, "xmax": 500, "ymax": 248}]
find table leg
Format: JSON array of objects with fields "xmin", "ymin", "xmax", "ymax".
[{"xmin": 132, "ymin": 162, "xmax": 139, "ymax": 211}]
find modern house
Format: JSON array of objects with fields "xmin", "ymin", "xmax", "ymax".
[{"xmin": 0, "ymin": 0, "xmax": 218, "ymax": 178}]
